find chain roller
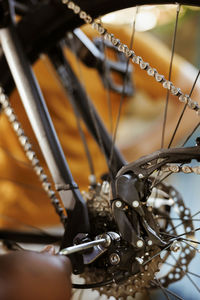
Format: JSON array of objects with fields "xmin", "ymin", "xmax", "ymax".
[
  {"xmin": 62, "ymin": 0, "xmax": 200, "ymax": 116},
  {"xmin": 161, "ymin": 164, "xmax": 200, "ymax": 174},
  {"xmin": 0, "ymin": 88, "xmax": 67, "ymax": 224}
]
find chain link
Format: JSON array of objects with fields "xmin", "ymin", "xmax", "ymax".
[
  {"xmin": 0, "ymin": 88, "xmax": 67, "ymax": 224},
  {"xmin": 62, "ymin": 0, "xmax": 200, "ymax": 116},
  {"xmin": 0, "ymin": 1, "xmax": 199, "ymax": 225},
  {"xmin": 161, "ymin": 164, "xmax": 200, "ymax": 174}
]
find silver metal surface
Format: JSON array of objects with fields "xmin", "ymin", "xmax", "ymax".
[
  {"xmin": 59, "ymin": 238, "xmax": 106, "ymax": 255},
  {"xmin": 0, "ymin": 26, "xmax": 77, "ymax": 210}
]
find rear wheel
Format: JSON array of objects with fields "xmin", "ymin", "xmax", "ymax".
[{"xmin": 0, "ymin": 1, "xmax": 200, "ymax": 299}]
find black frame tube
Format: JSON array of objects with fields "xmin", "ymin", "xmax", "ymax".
[{"xmin": 0, "ymin": 25, "xmax": 90, "ymax": 243}]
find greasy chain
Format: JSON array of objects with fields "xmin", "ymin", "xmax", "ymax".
[
  {"xmin": 161, "ymin": 164, "xmax": 200, "ymax": 174},
  {"xmin": 0, "ymin": 89, "xmax": 67, "ymax": 224},
  {"xmin": 62, "ymin": 0, "xmax": 200, "ymax": 115},
  {"xmin": 0, "ymin": 1, "xmax": 200, "ymax": 224}
]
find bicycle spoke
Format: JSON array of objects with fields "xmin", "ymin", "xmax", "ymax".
[
  {"xmin": 179, "ymin": 237, "xmax": 200, "ymax": 245},
  {"xmin": 168, "ymin": 211, "xmax": 200, "ymax": 233},
  {"xmin": 182, "ymin": 121, "xmax": 200, "ymax": 146},
  {"xmin": 151, "ymin": 280, "xmax": 184, "ymax": 300},
  {"xmin": 108, "ymin": 6, "xmax": 138, "ymax": 168},
  {"xmin": 162, "ymin": 288, "xmax": 184, "ymax": 300},
  {"xmin": 171, "ymin": 253, "xmax": 200, "ymax": 294},
  {"xmin": 2, "ymin": 2, "xmax": 200, "ymax": 299},
  {"xmin": 143, "ymin": 243, "xmax": 172, "ymax": 266},
  {"xmin": 164, "ymin": 261, "xmax": 200, "ymax": 279},
  {"xmin": 161, "ymin": 232, "xmax": 200, "ymax": 245},
  {"xmin": 168, "ymin": 68, "xmax": 200, "ymax": 148},
  {"xmin": 153, "ymin": 120, "xmax": 200, "ymax": 187},
  {"xmin": 161, "ymin": 4, "xmax": 181, "ymax": 149},
  {"xmin": 61, "ymin": 40, "xmax": 96, "ymax": 178},
  {"xmin": 157, "ymin": 216, "xmax": 200, "ymax": 222},
  {"xmin": 102, "ymin": 38, "xmax": 113, "ymax": 134},
  {"xmin": 171, "ymin": 227, "xmax": 200, "ymax": 238},
  {"xmin": 48, "ymin": 42, "xmax": 118, "ymax": 179},
  {"xmin": 181, "ymin": 240, "xmax": 200, "ymax": 252},
  {"xmin": 66, "ymin": 32, "xmax": 123, "ymax": 177},
  {"xmin": 152, "ymin": 278, "xmax": 171, "ymax": 300}
]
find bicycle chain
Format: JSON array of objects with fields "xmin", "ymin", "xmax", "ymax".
[
  {"xmin": 161, "ymin": 164, "xmax": 200, "ymax": 174},
  {"xmin": 0, "ymin": 88, "xmax": 67, "ymax": 224},
  {"xmin": 62, "ymin": 0, "xmax": 200, "ymax": 116}
]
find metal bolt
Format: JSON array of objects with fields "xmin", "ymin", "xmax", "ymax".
[
  {"xmin": 147, "ymin": 240, "xmax": 153, "ymax": 246},
  {"xmin": 136, "ymin": 240, "xmax": 144, "ymax": 248},
  {"xmin": 132, "ymin": 200, "xmax": 139, "ymax": 208},
  {"xmin": 170, "ymin": 240, "xmax": 182, "ymax": 252},
  {"xmin": 88, "ymin": 174, "xmax": 96, "ymax": 185},
  {"xmin": 135, "ymin": 257, "xmax": 144, "ymax": 264},
  {"xmin": 138, "ymin": 173, "xmax": 144, "ymax": 179},
  {"xmin": 101, "ymin": 181, "xmax": 110, "ymax": 194},
  {"xmin": 109, "ymin": 253, "xmax": 120, "ymax": 265},
  {"xmin": 115, "ymin": 200, "xmax": 122, "ymax": 208}
]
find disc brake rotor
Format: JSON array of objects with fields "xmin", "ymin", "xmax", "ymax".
[{"xmin": 80, "ymin": 181, "xmax": 196, "ymax": 299}]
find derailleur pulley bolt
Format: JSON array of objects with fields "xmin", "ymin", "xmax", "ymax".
[
  {"xmin": 115, "ymin": 200, "xmax": 122, "ymax": 208},
  {"xmin": 136, "ymin": 240, "xmax": 144, "ymax": 248},
  {"xmin": 132, "ymin": 200, "xmax": 139, "ymax": 208},
  {"xmin": 170, "ymin": 240, "xmax": 182, "ymax": 252},
  {"xmin": 109, "ymin": 253, "xmax": 120, "ymax": 265}
]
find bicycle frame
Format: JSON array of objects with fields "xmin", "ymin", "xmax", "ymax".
[{"xmin": 0, "ymin": 0, "xmax": 125, "ymax": 246}]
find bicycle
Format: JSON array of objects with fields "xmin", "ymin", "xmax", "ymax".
[{"xmin": 0, "ymin": 0, "xmax": 200, "ymax": 299}]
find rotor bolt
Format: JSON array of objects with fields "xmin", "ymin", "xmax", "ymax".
[
  {"xmin": 136, "ymin": 240, "xmax": 144, "ymax": 248},
  {"xmin": 132, "ymin": 200, "xmax": 139, "ymax": 208},
  {"xmin": 115, "ymin": 200, "xmax": 122, "ymax": 208},
  {"xmin": 170, "ymin": 240, "xmax": 182, "ymax": 252},
  {"xmin": 109, "ymin": 253, "xmax": 120, "ymax": 265},
  {"xmin": 147, "ymin": 240, "xmax": 153, "ymax": 246}
]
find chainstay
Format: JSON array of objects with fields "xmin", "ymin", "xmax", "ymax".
[
  {"xmin": 0, "ymin": 88, "xmax": 67, "ymax": 225},
  {"xmin": 62, "ymin": 0, "xmax": 200, "ymax": 116}
]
